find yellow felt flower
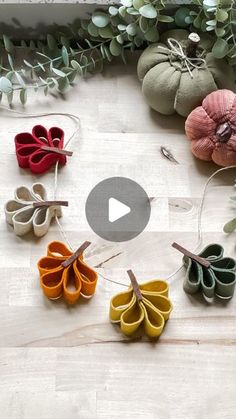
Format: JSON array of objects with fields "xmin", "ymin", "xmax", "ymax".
[{"xmin": 110, "ymin": 270, "xmax": 173, "ymax": 339}]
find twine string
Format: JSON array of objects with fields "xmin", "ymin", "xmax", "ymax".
[
  {"xmin": 1, "ymin": 107, "xmax": 235, "ymax": 288},
  {"xmin": 159, "ymin": 38, "xmax": 206, "ymax": 78}
]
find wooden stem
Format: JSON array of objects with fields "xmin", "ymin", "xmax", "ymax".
[
  {"xmin": 127, "ymin": 270, "xmax": 143, "ymax": 301},
  {"xmin": 61, "ymin": 241, "xmax": 91, "ymax": 268},
  {"xmin": 33, "ymin": 200, "xmax": 68, "ymax": 208},
  {"xmin": 41, "ymin": 145, "xmax": 73, "ymax": 157},
  {"xmin": 172, "ymin": 242, "xmax": 210, "ymax": 268},
  {"xmin": 185, "ymin": 33, "xmax": 200, "ymax": 58}
]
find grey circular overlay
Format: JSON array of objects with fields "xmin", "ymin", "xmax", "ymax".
[{"xmin": 85, "ymin": 177, "xmax": 151, "ymax": 242}]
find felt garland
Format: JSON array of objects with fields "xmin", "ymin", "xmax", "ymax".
[
  {"xmin": 172, "ymin": 242, "xmax": 236, "ymax": 300},
  {"xmin": 38, "ymin": 241, "xmax": 98, "ymax": 304},
  {"xmin": 110, "ymin": 270, "xmax": 173, "ymax": 339},
  {"xmin": 15, "ymin": 124, "xmax": 73, "ymax": 174},
  {"xmin": 4, "ymin": 183, "xmax": 67, "ymax": 237},
  {"xmin": 2, "ymin": 108, "xmax": 236, "ymax": 342}
]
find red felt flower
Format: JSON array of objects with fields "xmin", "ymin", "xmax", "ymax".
[{"xmin": 15, "ymin": 125, "xmax": 68, "ymax": 174}]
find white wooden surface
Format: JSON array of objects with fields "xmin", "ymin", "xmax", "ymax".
[{"xmin": 0, "ymin": 55, "xmax": 236, "ymax": 419}]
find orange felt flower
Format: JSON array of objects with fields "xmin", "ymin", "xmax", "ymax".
[{"xmin": 38, "ymin": 241, "xmax": 98, "ymax": 304}]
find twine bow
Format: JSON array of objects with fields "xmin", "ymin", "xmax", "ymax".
[{"xmin": 160, "ymin": 38, "xmax": 206, "ymax": 78}]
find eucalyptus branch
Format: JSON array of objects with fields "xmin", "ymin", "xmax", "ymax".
[{"xmin": 0, "ymin": 0, "xmax": 235, "ymax": 105}]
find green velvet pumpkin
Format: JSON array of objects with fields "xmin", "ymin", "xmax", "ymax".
[{"xmin": 137, "ymin": 30, "xmax": 236, "ymax": 117}]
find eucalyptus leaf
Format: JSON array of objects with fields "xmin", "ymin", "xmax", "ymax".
[
  {"xmin": 8, "ymin": 54, "xmax": 14, "ymax": 70},
  {"xmin": 216, "ymin": 9, "xmax": 228, "ymax": 23},
  {"xmin": 203, "ymin": 0, "xmax": 218, "ymax": 6},
  {"xmin": 139, "ymin": 16, "xmax": 149, "ymax": 33},
  {"xmin": 109, "ymin": 6, "xmax": 118, "ymax": 16},
  {"xmin": 0, "ymin": 76, "xmax": 12, "ymax": 93},
  {"xmin": 52, "ymin": 67, "xmax": 67, "ymax": 77},
  {"xmin": 127, "ymin": 7, "xmax": 140, "ymax": 15},
  {"xmin": 215, "ymin": 27, "xmax": 226, "ymax": 37},
  {"xmin": 174, "ymin": 7, "xmax": 190, "ymax": 28},
  {"xmin": 98, "ymin": 26, "xmax": 114, "ymax": 38},
  {"xmin": 119, "ymin": 6, "xmax": 126, "ymax": 18},
  {"xmin": 212, "ymin": 37, "xmax": 229, "ymax": 58},
  {"xmin": 3, "ymin": 35, "xmax": 14, "ymax": 53},
  {"xmin": 7, "ymin": 91, "xmax": 13, "ymax": 105},
  {"xmin": 15, "ymin": 72, "xmax": 25, "ymax": 87},
  {"xmin": 139, "ymin": 4, "xmax": 157, "ymax": 19},
  {"xmin": 109, "ymin": 39, "xmax": 122, "ymax": 56},
  {"xmin": 121, "ymin": 0, "xmax": 132, "ymax": 6},
  {"xmin": 144, "ymin": 26, "xmax": 159, "ymax": 42},
  {"xmin": 47, "ymin": 34, "xmax": 57, "ymax": 50},
  {"xmin": 118, "ymin": 24, "xmax": 127, "ymax": 31},
  {"xmin": 58, "ymin": 77, "xmax": 70, "ymax": 92},
  {"xmin": 88, "ymin": 22, "xmax": 99, "ymax": 37},
  {"xmin": 92, "ymin": 11, "xmax": 110, "ymax": 28},
  {"xmin": 126, "ymin": 23, "xmax": 137, "ymax": 36},
  {"xmin": 223, "ymin": 218, "xmax": 236, "ymax": 233},
  {"xmin": 62, "ymin": 46, "xmax": 69, "ymax": 66},
  {"xmin": 116, "ymin": 35, "xmax": 124, "ymax": 44},
  {"xmin": 20, "ymin": 89, "xmax": 27, "ymax": 105},
  {"xmin": 133, "ymin": 0, "xmax": 144, "ymax": 10},
  {"xmin": 158, "ymin": 15, "xmax": 174, "ymax": 23}
]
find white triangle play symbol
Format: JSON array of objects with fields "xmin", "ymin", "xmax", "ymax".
[{"xmin": 108, "ymin": 198, "xmax": 131, "ymax": 223}]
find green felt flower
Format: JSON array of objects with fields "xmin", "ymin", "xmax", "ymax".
[{"xmin": 183, "ymin": 244, "xmax": 236, "ymax": 300}]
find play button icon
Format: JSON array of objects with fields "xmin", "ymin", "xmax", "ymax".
[
  {"xmin": 85, "ymin": 177, "xmax": 151, "ymax": 242},
  {"xmin": 108, "ymin": 198, "xmax": 131, "ymax": 223}
]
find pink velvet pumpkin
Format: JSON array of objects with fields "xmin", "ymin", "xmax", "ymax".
[{"xmin": 185, "ymin": 89, "xmax": 236, "ymax": 167}]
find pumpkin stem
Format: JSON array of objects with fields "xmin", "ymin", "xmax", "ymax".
[
  {"xmin": 186, "ymin": 33, "xmax": 200, "ymax": 58},
  {"xmin": 216, "ymin": 122, "xmax": 232, "ymax": 143}
]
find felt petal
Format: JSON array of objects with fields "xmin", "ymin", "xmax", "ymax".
[
  {"xmin": 120, "ymin": 299, "xmax": 144, "ymax": 336},
  {"xmin": 213, "ymin": 268, "xmax": 236, "ymax": 299},
  {"xmin": 183, "ymin": 259, "xmax": 201, "ymax": 294},
  {"xmin": 32, "ymin": 125, "xmax": 49, "ymax": 144},
  {"xmin": 29, "ymin": 149, "xmax": 66, "ymax": 174},
  {"xmin": 4, "ymin": 200, "xmax": 26, "ymax": 224},
  {"xmin": 202, "ymin": 89, "xmax": 235, "ymax": 122},
  {"xmin": 199, "ymin": 244, "xmax": 224, "ymax": 261},
  {"xmin": 47, "ymin": 241, "xmax": 72, "ymax": 258},
  {"xmin": 140, "ymin": 280, "xmax": 169, "ymax": 297},
  {"xmin": 110, "ymin": 289, "xmax": 135, "ymax": 323},
  {"xmin": 40, "ymin": 267, "xmax": 64, "ymax": 300},
  {"xmin": 12, "ymin": 206, "xmax": 35, "ymax": 236},
  {"xmin": 142, "ymin": 295, "xmax": 172, "ymax": 321},
  {"xmin": 38, "ymin": 256, "xmax": 65, "ymax": 275},
  {"xmin": 74, "ymin": 257, "xmax": 98, "ymax": 299},
  {"xmin": 63, "ymin": 265, "xmax": 82, "ymax": 304},
  {"xmin": 185, "ymin": 106, "xmax": 216, "ymax": 141},
  {"xmin": 15, "ymin": 145, "xmax": 40, "ymax": 168},
  {"xmin": 190, "ymin": 137, "xmax": 215, "ymax": 161},
  {"xmin": 33, "ymin": 207, "xmax": 57, "ymax": 237},
  {"xmin": 142, "ymin": 300, "xmax": 165, "ymax": 338},
  {"xmin": 49, "ymin": 127, "xmax": 64, "ymax": 148},
  {"xmin": 200, "ymin": 266, "xmax": 215, "ymax": 298},
  {"xmin": 15, "ymin": 132, "xmax": 42, "ymax": 148},
  {"xmin": 15, "ymin": 185, "xmax": 35, "ymax": 203},
  {"xmin": 31, "ymin": 183, "xmax": 47, "ymax": 201}
]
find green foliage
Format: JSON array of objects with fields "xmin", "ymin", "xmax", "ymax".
[{"xmin": 0, "ymin": 0, "xmax": 235, "ymax": 104}]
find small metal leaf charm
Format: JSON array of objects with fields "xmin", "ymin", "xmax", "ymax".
[{"xmin": 160, "ymin": 146, "xmax": 179, "ymax": 164}]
